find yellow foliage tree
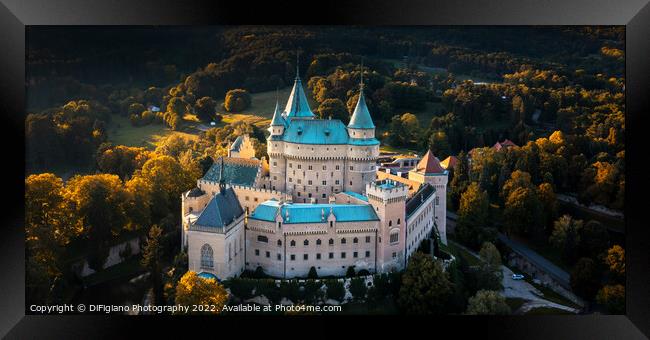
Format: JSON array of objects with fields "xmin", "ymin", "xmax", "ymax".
[
  {"xmin": 175, "ymin": 271, "xmax": 229, "ymax": 314},
  {"xmin": 605, "ymin": 245, "xmax": 625, "ymax": 277}
]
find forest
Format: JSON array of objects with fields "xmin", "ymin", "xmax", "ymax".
[{"xmin": 25, "ymin": 26, "xmax": 625, "ymax": 314}]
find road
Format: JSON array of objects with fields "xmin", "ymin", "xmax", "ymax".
[{"xmin": 497, "ymin": 234, "xmax": 570, "ymax": 287}]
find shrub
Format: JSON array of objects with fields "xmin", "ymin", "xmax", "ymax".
[
  {"xmin": 224, "ymin": 89, "xmax": 251, "ymax": 112},
  {"xmin": 349, "ymin": 277, "xmax": 368, "ymax": 301},
  {"xmin": 326, "ymin": 280, "xmax": 345, "ymax": 301}
]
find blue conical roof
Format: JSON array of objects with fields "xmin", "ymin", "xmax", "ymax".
[
  {"xmin": 348, "ymin": 89, "xmax": 375, "ymax": 129},
  {"xmin": 270, "ymin": 100, "xmax": 286, "ymax": 126},
  {"xmin": 284, "ymin": 77, "xmax": 314, "ymax": 119}
]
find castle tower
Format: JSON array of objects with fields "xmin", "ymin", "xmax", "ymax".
[
  {"xmin": 408, "ymin": 150, "xmax": 448, "ymax": 244},
  {"xmin": 283, "ymin": 58, "xmax": 314, "ymax": 120},
  {"xmin": 366, "ymin": 179, "xmax": 408, "ymax": 272},
  {"xmin": 345, "ymin": 70, "xmax": 379, "ymax": 194}
]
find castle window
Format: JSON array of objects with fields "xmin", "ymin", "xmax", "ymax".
[
  {"xmin": 397, "ymin": 218, "xmax": 401, "ymax": 225},
  {"xmin": 291, "ymin": 255, "xmax": 296, "ymax": 261},
  {"xmin": 350, "ymin": 166, "xmax": 354, "ymax": 170},
  {"xmin": 392, "ymin": 252, "xmax": 397, "ymax": 258},
  {"xmin": 329, "ymin": 221, "xmax": 333, "ymax": 228},
  {"xmin": 322, "ymin": 193, "xmax": 326, "ymax": 199},
  {"xmin": 298, "ymin": 164, "xmax": 302, "ymax": 169},
  {"xmin": 304, "ymin": 239, "xmax": 309, "ymax": 246},
  {"xmin": 316, "ymin": 253, "xmax": 321, "ymax": 260},
  {"xmin": 353, "ymin": 237, "xmax": 358, "ymax": 244},
  {"xmin": 316, "ymin": 239, "xmax": 322, "ymax": 245},
  {"xmin": 277, "ymin": 239, "xmax": 282, "ymax": 246},
  {"xmin": 273, "ymin": 162, "xmax": 277, "ymax": 166},
  {"xmin": 365, "ymin": 236, "xmax": 371, "ymax": 243},
  {"xmin": 289, "ymin": 163, "xmax": 292, "ymax": 168},
  {"xmin": 200, "ymin": 244, "xmax": 214, "ymax": 269},
  {"xmin": 272, "ymin": 186, "xmax": 276, "ymax": 190},
  {"xmin": 308, "ymin": 165, "xmax": 313, "ymax": 170},
  {"xmin": 335, "ymin": 180, "xmax": 340, "ymax": 185},
  {"xmin": 389, "ymin": 220, "xmax": 392, "ymax": 227},
  {"xmin": 341, "ymin": 252, "xmax": 346, "ymax": 259},
  {"xmin": 436, "ymin": 196, "xmax": 440, "ymax": 205},
  {"xmin": 365, "ymin": 251, "xmax": 370, "ymax": 258},
  {"xmin": 304, "ymin": 254, "xmax": 308, "ymax": 260},
  {"xmin": 298, "ymin": 192, "xmax": 301, "ymax": 197},
  {"xmin": 353, "ymin": 251, "xmax": 358, "ymax": 258},
  {"xmin": 255, "ymin": 249, "xmax": 260, "ymax": 256},
  {"xmin": 257, "ymin": 235, "xmax": 268, "ymax": 243},
  {"xmin": 390, "ymin": 231, "xmax": 399, "ymax": 244},
  {"xmin": 266, "ymin": 251, "xmax": 270, "ymax": 258},
  {"xmin": 277, "ymin": 254, "xmax": 281, "ymax": 260},
  {"xmin": 323, "ymin": 165, "xmax": 326, "ymax": 170},
  {"xmin": 329, "ymin": 252, "xmax": 334, "ymax": 259},
  {"xmin": 341, "ymin": 238, "xmax": 347, "ymax": 244},
  {"xmin": 273, "ymin": 176, "xmax": 277, "ymax": 180},
  {"xmin": 278, "ymin": 222, "xmax": 282, "ymax": 229},
  {"xmin": 329, "ymin": 238, "xmax": 334, "ymax": 245},
  {"xmin": 189, "ymin": 207, "xmax": 193, "ymax": 213},
  {"xmin": 308, "ymin": 180, "xmax": 312, "ymax": 185},
  {"xmin": 290, "ymin": 240, "xmax": 296, "ymax": 247},
  {"xmin": 336, "ymin": 165, "xmax": 340, "ymax": 170},
  {"xmin": 322, "ymin": 180, "xmax": 327, "ymax": 185},
  {"xmin": 308, "ymin": 193, "xmax": 312, "ymax": 198},
  {"xmin": 350, "ymin": 181, "xmax": 352, "ymax": 185}
]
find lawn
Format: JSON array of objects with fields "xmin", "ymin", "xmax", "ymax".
[
  {"xmin": 107, "ymin": 114, "xmax": 199, "ymax": 149},
  {"xmin": 82, "ymin": 257, "xmax": 145, "ymax": 287},
  {"xmin": 525, "ymin": 278, "xmax": 582, "ymax": 310}
]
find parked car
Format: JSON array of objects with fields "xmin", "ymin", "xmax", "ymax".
[{"xmin": 512, "ymin": 274, "xmax": 525, "ymax": 280}]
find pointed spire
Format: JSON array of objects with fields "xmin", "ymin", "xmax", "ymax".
[
  {"xmin": 295, "ymin": 49, "xmax": 300, "ymax": 79},
  {"xmin": 219, "ymin": 157, "xmax": 226, "ymax": 193},
  {"xmin": 348, "ymin": 62, "xmax": 375, "ymax": 130},
  {"xmin": 284, "ymin": 51, "xmax": 314, "ymax": 119},
  {"xmin": 270, "ymin": 89, "xmax": 286, "ymax": 126},
  {"xmin": 415, "ymin": 150, "xmax": 446, "ymax": 174}
]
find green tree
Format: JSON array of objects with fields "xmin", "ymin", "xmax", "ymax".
[
  {"xmin": 326, "ymin": 280, "xmax": 345, "ymax": 301},
  {"xmin": 142, "ymin": 225, "xmax": 164, "ymax": 305},
  {"xmin": 345, "ymin": 266, "xmax": 356, "ymax": 278},
  {"xmin": 194, "ymin": 96, "xmax": 218, "ymax": 122},
  {"xmin": 398, "ymin": 252, "xmax": 452, "ymax": 314},
  {"xmin": 316, "ymin": 98, "xmax": 348, "ymax": 122},
  {"xmin": 465, "ymin": 290, "xmax": 511, "ymax": 315},
  {"xmin": 456, "ymin": 182, "xmax": 493, "ymax": 249},
  {"xmin": 428, "ymin": 130, "xmax": 451, "ymax": 160},
  {"xmin": 349, "ymin": 277, "xmax": 368, "ymax": 301},
  {"xmin": 175, "ymin": 271, "xmax": 228, "ymax": 314},
  {"xmin": 549, "ymin": 214, "xmax": 583, "ymax": 264},
  {"xmin": 579, "ymin": 220, "xmax": 610, "ymax": 259},
  {"xmin": 503, "ymin": 186, "xmax": 543, "ymax": 237},
  {"xmin": 307, "ymin": 266, "xmax": 318, "ymax": 279},
  {"xmin": 570, "ymin": 257, "xmax": 601, "ymax": 300},
  {"xmin": 224, "ymin": 89, "xmax": 252, "ymax": 112}
]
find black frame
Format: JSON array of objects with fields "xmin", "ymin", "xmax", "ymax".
[{"xmin": 2, "ymin": 0, "xmax": 649, "ymax": 338}]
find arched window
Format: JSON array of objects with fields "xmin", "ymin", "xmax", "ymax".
[
  {"xmin": 389, "ymin": 230, "xmax": 399, "ymax": 244},
  {"xmin": 389, "ymin": 220, "xmax": 393, "ymax": 227},
  {"xmin": 397, "ymin": 218, "xmax": 401, "ymax": 225},
  {"xmin": 304, "ymin": 239, "xmax": 309, "ymax": 246},
  {"xmin": 341, "ymin": 238, "xmax": 347, "ymax": 244},
  {"xmin": 257, "ymin": 235, "xmax": 268, "ymax": 243},
  {"xmin": 353, "ymin": 237, "xmax": 358, "ymax": 244},
  {"xmin": 329, "ymin": 238, "xmax": 334, "ymax": 245},
  {"xmin": 277, "ymin": 239, "xmax": 282, "ymax": 247},
  {"xmin": 290, "ymin": 240, "xmax": 296, "ymax": 247},
  {"xmin": 316, "ymin": 239, "xmax": 322, "ymax": 245},
  {"xmin": 200, "ymin": 244, "xmax": 214, "ymax": 269}
]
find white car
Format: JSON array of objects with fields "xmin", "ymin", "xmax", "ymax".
[{"xmin": 511, "ymin": 274, "xmax": 525, "ymax": 280}]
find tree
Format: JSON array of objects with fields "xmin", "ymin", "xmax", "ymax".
[
  {"xmin": 456, "ymin": 182, "xmax": 493, "ymax": 249},
  {"xmin": 428, "ymin": 130, "xmax": 451, "ymax": 160},
  {"xmin": 316, "ymin": 98, "xmax": 348, "ymax": 122},
  {"xmin": 465, "ymin": 290, "xmax": 511, "ymax": 315},
  {"xmin": 96, "ymin": 145, "xmax": 151, "ymax": 180},
  {"xmin": 175, "ymin": 271, "xmax": 228, "ymax": 314},
  {"xmin": 224, "ymin": 89, "xmax": 252, "ymax": 112},
  {"xmin": 326, "ymin": 280, "xmax": 345, "ymax": 301},
  {"xmin": 537, "ymin": 182, "xmax": 557, "ymax": 230},
  {"xmin": 604, "ymin": 245, "xmax": 625, "ymax": 280},
  {"xmin": 549, "ymin": 215, "xmax": 583, "ymax": 264},
  {"xmin": 307, "ymin": 266, "xmax": 318, "ymax": 279},
  {"xmin": 570, "ymin": 257, "xmax": 601, "ymax": 300},
  {"xmin": 345, "ymin": 266, "xmax": 356, "ymax": 278},
  {"xmin": 579, "ymin": 220, "xmax": 610, "ymax": 259},
  {"xmin": 141, "ymin": 225, "xmax": 164, "ymax": 305},
  {"xmin": 349, "ymin": 277, "xmax": 368, "ymax": 301},
  {"xmin": 503, "ymin": 186, "xmax": 543, "ymax": 237},
  {"xmin": 66, "ymin": 174, "xmax": 131, "ymax": 271},
  {"xmin": 479, "ymin": 242, "xmax": 502, "ymax": 271},
  {"xmin": 398, "ymin": 252, "xmax": 452, "ymax": 314},
  {"xmin": 475, "ymin": 242, "xmax": 503, "ymax": 291},
  {"xmin": 194, "ymin": 96, "xmax": 218, "ymax": 122},
  {"xmin": 596, "ymin": 284, "xmax": 625, "ymax": 314}
]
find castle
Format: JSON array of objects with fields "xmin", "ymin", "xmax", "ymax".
[{"xmin": 181, "ymin": 71, "xmax": 448, "ymax": 280}]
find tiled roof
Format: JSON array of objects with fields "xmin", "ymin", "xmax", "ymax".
[
  {"xmin": 493, "ymin": 139, "xmax": 518, "ymax": 151},
  {"xmin": 194, "ymin": 187, "xmax": 244, "ymax": 229},
  {"xmin": 440, "ymin": 156, "xmax": 459, "ymax": 170},
  {"xmin": 406, "ymin": 183, "xmax": 435, "ymax": 217},
  {"xmin": 415, "ymin": 150, "xmax": 446, "ymax": 174},
  {"xmin": 282, "ymin": 119, "xmax": 349, "ymax": 145},
  {"xmin": 348, "ymin": 90, "xmax": 375, "ymax": 129},
  {"xmin": 284, "ymin": 77, "xmax": 314, "ymax": 119},
  {"xmin": 202, "ymin": 157, "xmax": 259, "ymax": 186},
  {"xmin": 249, "ymin": 200, "xmax": 379, "ymax": 224}
]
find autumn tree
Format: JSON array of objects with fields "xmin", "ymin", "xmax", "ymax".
[
  {"xmin": 465, "ymin": 290, "xmax": 511, "ymax": 315},
  {"xmin": 96, "ymin": 145, "xmax": 151, "ymax": 180},
  {"xmin": 175, "ymin": 271, "xmax": 228, "ymax": 314},
  {"xmin": 224, "ymin": 89, "xmax": 251, "ymax": 112},
  {"xmin": 194, "ymin": 96, "xmax": 218, "ymax": 122},
  {"xmin": 503, "ymin": 186, "xmax": 543, "ymax": 238},
  {"xmin": 398, "ymin": 252, "xmax": 452, "ymax": 314},
  {"xmin": 142, "ymin": 225, "xmax": 165, "ymax": 305},
  {"xmin": 596, "ymin": 284, "xmax": 625, "ymax": 314},
  {"xmin": 456, "ymin": 182, "xmax": 494, "ymax": 249},
  {"xmin": 604, "ymin": 245, "xmax": 625, "ymax": 281}
]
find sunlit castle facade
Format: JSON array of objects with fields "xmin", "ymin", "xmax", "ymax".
[{"xmin": 181, "ymin": 69, "xmax": 448, "ymax": 280}]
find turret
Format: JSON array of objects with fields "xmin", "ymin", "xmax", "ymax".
[
  {"xmin": 284, "ymin": 56, "xmax": 314, "ymax": 119},
  {"xmin": 269, "ymin": 100, "xmax": 286, "ymax": 136}
]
